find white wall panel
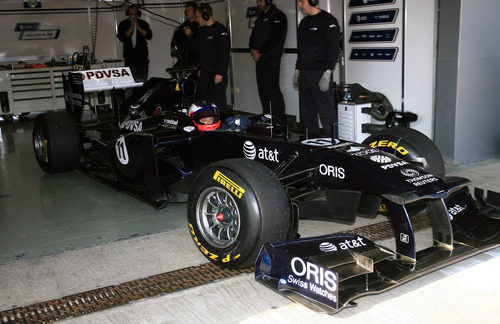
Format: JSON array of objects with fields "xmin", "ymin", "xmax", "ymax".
[
  {"xmin": 404, "ymin": 0, "xmax": 436, "ymax": 138},
  {"xmin": 344, "ymin": 0, "xmax": 403, "ymax": 111}
]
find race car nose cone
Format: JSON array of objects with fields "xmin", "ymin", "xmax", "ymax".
[{"xmin": 216, "ymin": 207, "xmax": 232, "ymax": 223}]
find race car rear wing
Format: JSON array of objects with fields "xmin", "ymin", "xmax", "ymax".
[{"xmin": 70, "ymin": 67, "xmax": 143, "ymax": 93}]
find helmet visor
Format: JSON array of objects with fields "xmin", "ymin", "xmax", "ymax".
[{"xmin": 191, "ymin": 105, "xmax": 220, "ymax": 125}]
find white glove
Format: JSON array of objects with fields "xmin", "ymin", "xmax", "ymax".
[
  {"xmin": 292, "ymin": 69, "xmax": 300, "ymax": 90},
  {"xmin": 319, "ymin": 70, "xmax": 331, "ymax": 92}
]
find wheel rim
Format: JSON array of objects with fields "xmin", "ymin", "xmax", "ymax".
[
  {"xmin": 196, "ymin": 187, "xmax": 241, "ymax": 249},
  {"xmin": 33, "ymin": 128, "xmax": 48, "ymax": 163}
]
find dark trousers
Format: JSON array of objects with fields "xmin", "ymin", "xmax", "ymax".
[
  {"xmin": 197, "ymin": 71, "xmax": 227, "ymax": 109},
  {"xmin": 256, "ymin": 59, "xmax": 286, "ymax": 123},
  {"xmin": 298, "ymin": 70, "xmax": 337, "ymax": 137},
  {"xmin": 129, "ymin": 65, "xmax": 148, "ymax": 83}
]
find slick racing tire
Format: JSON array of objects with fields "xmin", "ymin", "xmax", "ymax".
[
  {"xmin": 188, "ymin": 158, "xmax": 290, "ymax": 268},
  {"xmin": 33, "ymin": 112, "xmax": 81, "ymax": 173},
  {"xmin": 362, "ymin": 127, "xmax": 445, "ymax": 178}
]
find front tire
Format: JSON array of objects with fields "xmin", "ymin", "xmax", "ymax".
[
  {"xmin": 188, "ymin": 158, "xmax": 290, "ymax": 268},
  {"xmin": 33, "ymin": 112, "xmax": 81, "ymax": 173},
  {"xmin": 362, "ymin": 127, "xmax": 445, "ymax": 178}
]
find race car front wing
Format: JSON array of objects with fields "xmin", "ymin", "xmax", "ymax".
[{"xmin": 255, "ymin": 186, "xmax": 500, "ymax": 314}]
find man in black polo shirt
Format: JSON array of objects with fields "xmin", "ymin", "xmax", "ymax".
[
  {"xmin": 170, "ymin": 1, "xmax": 199, "ymax": 68},
  {"xmin": 294, "ymin": 0, "xmax": 340, "ymax": 136},
  {"xmin": 195, "ymin": 3, "xmax": 230, "ymax": 110},
  {"xmin": 249, "ymin": 0, "xmax": 287, "ymax": 123},
  {"xmin": 117, "ymin": 4, "xmax": 153, "ymax": 82}
]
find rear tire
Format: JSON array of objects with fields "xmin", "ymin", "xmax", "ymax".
[
  {"xmin": 33, "ymin": 112, "xmax": 81, "ymax": 173},
  {"xmin": 362, "ymin": 127, "xmax": 445, "ymax": 178},
  {"xmin": 188, "ymin": 158, "xmax": 290, "ymax": 268}
]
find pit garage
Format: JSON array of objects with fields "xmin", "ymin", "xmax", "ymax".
[{"xmin": 1, "ymin": 1, "xmax": 499, "ymax": 323}]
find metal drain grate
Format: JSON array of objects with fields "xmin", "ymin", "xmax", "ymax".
[
  {"xmin": 1, "ymin": 263, "xmax": 253, "ymax": 324},
  {"xmin": 0, "ymin": 214, "xmax": 430, "ymax": 323}
]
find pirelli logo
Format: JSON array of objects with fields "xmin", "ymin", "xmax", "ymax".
[{"xmin": 213, "ymin": 170, "xmax": 245, "ymax": 199}]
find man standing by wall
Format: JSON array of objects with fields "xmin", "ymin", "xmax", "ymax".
[
  {"xmin": 249, "ymin": 0, "xmax": 287, "ymax": 123},
  {"xmin": 117, "ymin": 4, "xmax": 153, "ymax": 82},
  {"xmin": 195, "ymin": 3, "xmax": 230, "ymax": 109},
  {"xmin": 294, "ymin": 0, "xmax": 340, "ymax": 136},
  {"xmin": 171, "ymin": 1, "xmax": 199, "ymax": 68}
]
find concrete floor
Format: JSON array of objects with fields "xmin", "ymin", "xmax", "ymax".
[{"xmin": 0, "ymin": 117, "xmax": 499, "ymax": 323}]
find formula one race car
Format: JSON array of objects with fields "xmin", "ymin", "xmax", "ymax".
[{"xmin": 33, "ymin": 68, "xmax": 500, "ymax": 314}]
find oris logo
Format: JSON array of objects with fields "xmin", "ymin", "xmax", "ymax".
[
  {"xmin": 370, "ymin": 155, "xmax": 392, "ymax": 164},
  {"xmin": 290, "ymin": 257, "xmax": 338, "ymax": 292},
  {"xmin": 243, "ymin": 141, "xmax": 256, "ymax": 160},
  {"xmin": 319, "ymin": 164, "xmax": 345, "ymax": 179},
  {"xmin": 401, "ymin": 168, "xmax": 420, "ymax": 178},
  {"xmin": 319, "ymin": 242, "xmax": 337, "ymax": 253}
]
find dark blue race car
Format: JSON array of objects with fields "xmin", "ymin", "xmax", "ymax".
[{"xmin": 33, "ymin": 68, "xmax": 500, "ymax": 314}]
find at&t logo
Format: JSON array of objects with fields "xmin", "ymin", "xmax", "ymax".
[
  {"xmin": 243, "ymin": 141, "xmax": 279, "ymax": 162},
  {"xmin": 243, "ymin": 141, "xmax": 256, "ymax": 160}
]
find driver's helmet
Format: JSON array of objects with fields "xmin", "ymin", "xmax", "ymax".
[{"xmin": 188, "ymin": 101, "xmax": 221, "ymax": 131}]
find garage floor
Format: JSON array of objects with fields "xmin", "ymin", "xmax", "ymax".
[{"xmin": 0, "ymin": 117, "xmax": 499, "ymax": 323}]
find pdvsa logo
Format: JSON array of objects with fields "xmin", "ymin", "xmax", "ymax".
[
  {"xmin": 81, "ymin": 68, "xmax": 131, "ymax": 80},
  {"xmin": 120, "ymin": 120, "xmax": 142, "ymax": 132},
  {"xmin": 243, "ymin": 141, "xmax": 279, "ymax": 162}
]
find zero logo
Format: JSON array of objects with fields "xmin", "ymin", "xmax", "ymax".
[
  {"xmin": 115, "ymin": 136, "xmax": 129, "ymax": 165},
  {"xmin": 368, "ymin": 140, "xmax": 409, "ymax": 155}
]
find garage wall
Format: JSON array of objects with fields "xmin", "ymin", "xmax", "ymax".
[
  {"xmin": 434, "ymin": 0, "xmax": 500, "ymax": 164},
  {"xmin": 343, "ymin": 0, "xmax": 436, "ymax": 139},
  {"xmin": 0, "ymin": 0, "xmax": 118, "ymax": 62},
  {"xmin": 0, "ymin": 0, "xmax": 185, "ymax": 79}
]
